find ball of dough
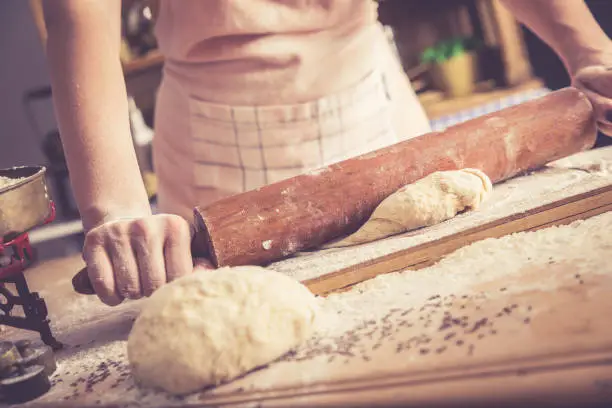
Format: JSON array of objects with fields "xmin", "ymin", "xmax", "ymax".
[
  {"xmin": 326, "ymin": 168, "xmax": 492, "ymax": 248},
  {"xmin": 127, "ymin": 266, "xmax": 318, "ymax": 395}
]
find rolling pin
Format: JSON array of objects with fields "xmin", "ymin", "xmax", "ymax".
[{"xmin": 72, "ymin": 87, "xmax": 596, "ymax": 295}]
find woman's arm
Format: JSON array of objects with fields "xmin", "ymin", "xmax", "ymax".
[
  {"xmin": 501, "ymin": 0, "xmax": 612, "ymax": 135},
  {"xmin": 500, "ymin": 0, "xmax": 612, "ymax": 75},
  {"xmin": 43, "ymin": 0, "xmax": 151, "ymax": 230},
  {"xmin": 42, "ymin": 1, "xmax": 195, "ymax": 307}
]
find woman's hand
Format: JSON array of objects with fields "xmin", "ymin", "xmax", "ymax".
[
  {"xmin": 83, "ymin": 214, "xmax": 202, "ymax": 306},
  {"xmin": 43, "ymin": 0, "xmax": 209, "ymax": 303},
  {"xmin": 572, "ymin": 63, "xmax": 612, "ymax": 136},
  {"xmin": 496, "ymin": 1, "xmax": 612, "ymax": 135}
]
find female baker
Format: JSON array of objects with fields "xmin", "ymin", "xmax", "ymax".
[{"xmin": 42, "ymin": 0, "xmax": 612, "ymax": 305}]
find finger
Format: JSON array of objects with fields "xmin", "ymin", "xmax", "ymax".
[
  {"xmin": 580, "ymin": 88, "xmax": 612, "ymax": 126},
  {"xmin": 105, "ymin": 223, "xmax": 142, "ymax": 300},
  {"xmin": 130, "ymin": 220, "xmax": 166, "ymax": 297},
  {"xmin": 163, "ymin": 215, "xmax": 193, "ymax": 282},
  {"xmin": 83, "ymin": 236, "xmax": 123, "ymax": 306},
  {"xmin": 574, "ymin": 65, "xmax": 612, "ymax": 94},
  {"xmin": 597, "ymin": 120, "xmax": 612, "ymax": 137}
]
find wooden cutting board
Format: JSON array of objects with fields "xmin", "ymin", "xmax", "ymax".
[
  {"xmin": 7, "ymin": 146, "xmax": 612, "ymax": 408},
  {"xmin": 271, "ymin": 146, "xmax": 612, "ymax": 295}
]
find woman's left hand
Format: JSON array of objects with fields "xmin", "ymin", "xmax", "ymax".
[{"xmin": 572, "ymin": 63, "xmax": 612, "ymax": 136}]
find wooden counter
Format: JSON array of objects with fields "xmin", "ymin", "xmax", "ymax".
[{"xmin": 3, "ymin": 148, "xmax": 612, "ymax": 407}]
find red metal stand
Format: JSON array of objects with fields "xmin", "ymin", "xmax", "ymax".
[{"xmin": 0, "ymin": 202, "xmax": 62, "ymax": 350}]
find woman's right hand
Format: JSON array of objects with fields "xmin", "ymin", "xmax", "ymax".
[{"xmin": 82, "ymin": 213, "xmax": 201, "ymax": 306}]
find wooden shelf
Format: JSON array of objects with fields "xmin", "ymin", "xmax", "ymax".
[{"xmin": 419, "ymin": 78, "xmax": 545, "ymax": 120}]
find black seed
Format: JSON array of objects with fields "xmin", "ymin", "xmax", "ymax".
[{"xmin": 465, "ymin": 317, "xmax": 488, "ymax": 333}]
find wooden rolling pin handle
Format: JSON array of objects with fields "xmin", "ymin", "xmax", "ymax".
[
  {"xmin": 194, "ymin": 87, "xmax": 597, "ymax": 268},
  {"xmin": 72, "ymin": 267, "xmax": 95, "ymax": 295}
]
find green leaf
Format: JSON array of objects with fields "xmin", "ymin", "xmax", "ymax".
[
  {"xmin": 421, "ymin": 35, "xmax": 481, "ymax": 64},
  {"xmin": 420, "ymin": 47, "xmax": 438, "ymax": 64},
  {"xmin": 449, "ymin": 41, "xmax": 465, "ymax": 58}
]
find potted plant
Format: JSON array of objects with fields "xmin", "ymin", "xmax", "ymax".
[{"xmin": 421, "ymin": 36, "xmax": 481, "ymax": 98}]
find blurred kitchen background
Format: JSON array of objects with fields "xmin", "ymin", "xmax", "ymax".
[{"xmin": 1, "ymin": 0, "xmax": 611, "ymax": 262}]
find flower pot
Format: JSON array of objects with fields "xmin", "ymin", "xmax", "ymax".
[{"xmin": 430, "ymin": 52, "xmax": 478, "ymax": 98}]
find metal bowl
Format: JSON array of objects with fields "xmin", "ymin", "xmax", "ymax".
[{"xmin": 0, "ymin": 166, "xmax": 52, "ymax": 240}]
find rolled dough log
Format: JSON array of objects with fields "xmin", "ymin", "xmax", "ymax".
[
  {"xmin": 127, "ymin": 266, "xmax": 319, "ymax": 395},
  {"xmin": 325, "ymin": 169, "xmax": 492, "ymax": 248}
]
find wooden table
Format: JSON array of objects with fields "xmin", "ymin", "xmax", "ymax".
[{"xmin": 4, "ymin": 148, "xmax": 612, "ymax": 408}]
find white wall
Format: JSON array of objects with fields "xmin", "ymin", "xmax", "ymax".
[{"xmin": 0, "ymin": 0, "xmax": 54, "ymax": 168}]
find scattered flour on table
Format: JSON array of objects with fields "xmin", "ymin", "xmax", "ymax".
[
  {"xmin": 274, "ymin": 211, "xmax": 612, "ymax": 380},
  {"xmin": 41, "ymin": 288, "xmax": 143, "ymax": 337},
  {"xmin": 548, "ymin": 149, "xmax": 612, "ymax": 176},
  {"xmin": 318, "ymin": 211, "xmax": 612, "ymax": 328},
  {"xmin": 30, "ymin": 211, "xmax": 612, "ymax": 407}
]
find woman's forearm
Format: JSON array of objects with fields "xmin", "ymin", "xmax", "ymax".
[
  {"xmin": 43, "ymin": 0, "xmax": 150, "ymax": 230},
  {"xmin": 500, "ymin": 0, "xmax": 612, "ymax": 74}
]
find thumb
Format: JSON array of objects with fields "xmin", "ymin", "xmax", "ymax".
[
  {"xmin": 574, "ymin": 65, "xmax": 612, "ymax": 96},
  {"xmin": 573, "ymin": 65, "xmax": 612, "ymax": 135}
]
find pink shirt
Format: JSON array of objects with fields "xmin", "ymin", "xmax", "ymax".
[{"xmin": 155, "ymin": 0, "xmax": 382, "ymax": 104}]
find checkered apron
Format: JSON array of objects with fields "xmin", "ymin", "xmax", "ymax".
[{"xmin": 152, "ymin": 26, "xmax": 431, "ymax": 221}]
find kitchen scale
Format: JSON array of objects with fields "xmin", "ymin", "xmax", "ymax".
[{"xmin": 0, "ymin": 166, "xmax": 61, "ymax": 403}]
